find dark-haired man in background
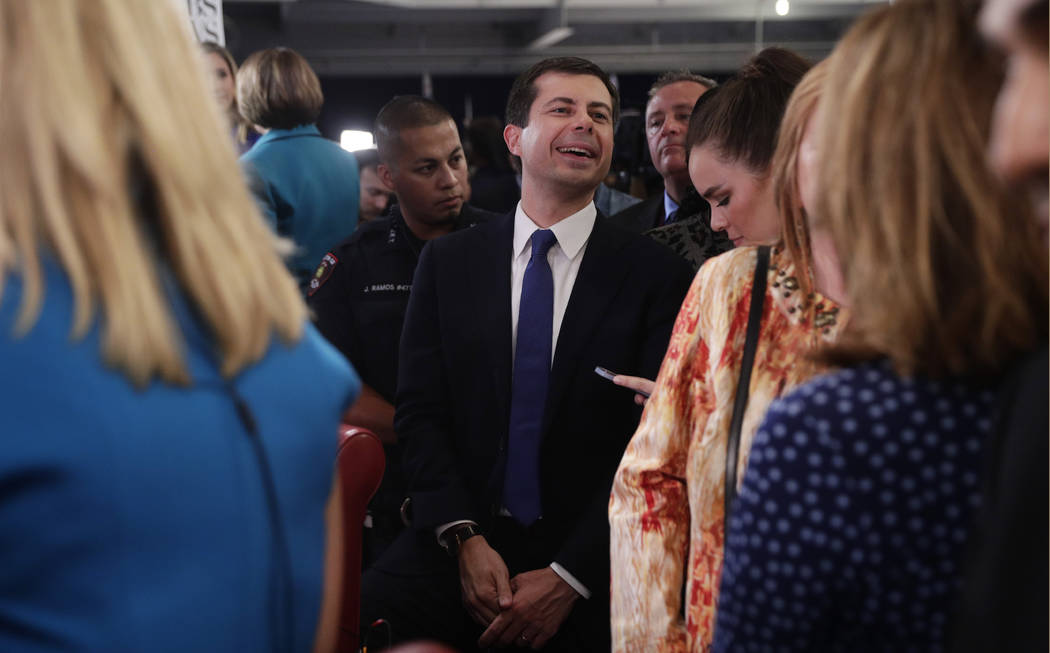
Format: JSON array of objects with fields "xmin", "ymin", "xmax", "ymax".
[
  {"xmin": 612, "ymin": 71, "xmax": 714, "ymax": 231},
  {"xmin": 611, "ymin": 71, "xmax": 730, "ymax": 269},
  {"xmin": 360, "ymin": 57, "xmax": 691, "ymax": 651},
  {"xmin": 353, "ymin": 148, "xmax": 393, "ymax": 224},
  {"xmin": 308, "ymin": 96, "xmax": 495, "ymax": 564}
]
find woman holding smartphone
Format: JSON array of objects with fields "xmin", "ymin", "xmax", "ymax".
[{"xmin": 609, "ymin": 50, "xmax": 844, "ymax": 651}]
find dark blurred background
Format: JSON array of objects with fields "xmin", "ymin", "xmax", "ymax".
[
  {"xmin": 222, "ymin": 0, "xmax": 871, "ymax": 137},
  {"xmin": 218, "ymin": 0, "xmax": 876, "ymax": 195}
]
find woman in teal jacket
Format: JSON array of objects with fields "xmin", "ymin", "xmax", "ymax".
[{"xmin": 238, "ymin": 47, "xmax": 361, "ymax": 293}]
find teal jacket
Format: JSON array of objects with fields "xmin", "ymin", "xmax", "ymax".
[{"xmin": 241, "ymin": 125, "xmax": 360, "ymax": 292}]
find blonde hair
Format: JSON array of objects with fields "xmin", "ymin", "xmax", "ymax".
[
  {"xmin": 0, "ymin": 0, "xmax": 306, "ymax": 386},
  {"xmin": 200, "ymin": 41, "xmax": 252, "ymax": 146},
  {"xmin": 815, "ymin": 0, "xmax": 1047, "ymax": 377},
  {"xmin": 772, "ymin": 60, "xmax": 829, "ymax": 301}
]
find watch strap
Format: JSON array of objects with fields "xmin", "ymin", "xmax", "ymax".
[{"xmin": 443, "ymin": 523, "xmax": 482, "ymax": 557}]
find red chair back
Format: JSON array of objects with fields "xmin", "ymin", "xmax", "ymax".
[{"xmin": 336, "ymin": 425, "xmax": 385, "ymax": 653}]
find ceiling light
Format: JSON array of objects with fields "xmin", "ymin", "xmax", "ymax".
[
  {"xmin": 775, "ymin": 0, "xmax": 790, "ymax": 16},
  {"xmin": 340, "ymin": 130, "xmax": 375, "ymax": 152},
  {"xmin": 527, "ymin": 26, "xmax": 575, "ymax": 51},
  {"xmin": 528, "ymin": 0, "xmax": 573, "ymax": 51}
]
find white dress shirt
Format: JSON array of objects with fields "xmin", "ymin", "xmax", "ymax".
[
  {"xmin": 510, "ymin": 201, "xmax": 596, "ymax": 361},
  {"xmin": 436, "ymin": 201, "xmax": 598, "ymax": 600}
]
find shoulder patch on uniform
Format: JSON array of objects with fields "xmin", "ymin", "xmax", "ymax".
[{"xmin": 307, "ymin": 252, "xmax": 339, "ymax": 296}]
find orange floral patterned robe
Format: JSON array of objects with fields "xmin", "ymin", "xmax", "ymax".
[{"xmin": 609, "ymin": 246, "xmax": 844, "ymax": 652}]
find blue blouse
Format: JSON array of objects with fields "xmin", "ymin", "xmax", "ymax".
[
  {"xmin": 0, "ymin": 260, "xmax": 359, "ymax": 652},
  {"xmin": 713, "ymin": 360, "xmax": 994, "ymax": 653}
]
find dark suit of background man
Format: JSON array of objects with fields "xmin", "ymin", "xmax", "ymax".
[
  {"xmin": 308, "ymin": 96, "xmax": 496, "ymax": 565},
  {"xmin": 360, "ymin": 57, "xmax": 692, "ymax": 652}
]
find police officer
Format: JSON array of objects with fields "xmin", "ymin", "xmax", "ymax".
[{"xmin": 308, "ymin": 96, "xmax": 496, "ymax": 564}]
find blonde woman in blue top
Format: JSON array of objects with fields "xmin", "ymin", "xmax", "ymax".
[{"xmin": 0, "ymin": 2, "xmax": 359, "ymax": 651}]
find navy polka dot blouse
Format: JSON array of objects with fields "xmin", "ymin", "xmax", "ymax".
[{"xmin": 712, "ymin": 360, "xmax": 995, "ymax": 653}]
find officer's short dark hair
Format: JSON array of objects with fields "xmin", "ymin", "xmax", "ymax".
[
  {"xmin": 505, "ymin": 56, "xmax": 620, "ymax": 129},
  {"xmin": 374, "ymin": 96, "xmax": 454, "ymax": 165},
  {"xmin": 648, "ymin": 71, "xmax": 718, "ymax": 99}
]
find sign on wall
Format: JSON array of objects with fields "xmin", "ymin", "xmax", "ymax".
[{"xmin": 185, "ymin": 0, "xmax": 224, "ymax": 46}]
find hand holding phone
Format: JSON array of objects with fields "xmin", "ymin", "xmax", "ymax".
[{"xmin": 595, "ymin": 366, "xmax": 653, "ymax": 400}]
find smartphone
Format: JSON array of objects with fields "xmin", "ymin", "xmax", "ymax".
[
  {"xmin": 594, "ymin": 366, "xmax": 651, "ymax": 397},
  {"xmin": 594, "ymin": 365, "xmax": 617, "ymax": 381}
]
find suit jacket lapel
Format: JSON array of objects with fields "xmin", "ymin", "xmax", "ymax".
[
  {"xmin": 644, "ymin": 194, "xmax": 664, "ymax": 229},
  {"xmin": 543, "ymin": 216, "xmax": 631, "ymax": 433},
  {"xmin": 630, "ymin": 194, "xmax": 662, "ymax": 232}
]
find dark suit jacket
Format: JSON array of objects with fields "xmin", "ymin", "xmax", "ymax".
[
  {"xmin": 609, "ymin": 193, "xmax": 663, "ymax": 233},
  {"xmin": 389, "ymin": 211, "xmax": 692, "ymax": 594},
  {"xmin": 951, "ymin": 346, "xmax": 1049, "ymax": 652}
]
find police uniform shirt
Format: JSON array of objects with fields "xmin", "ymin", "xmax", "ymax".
[{"xmin": 306, "ymin": 204, "xmax": 493, "ymax": 403}]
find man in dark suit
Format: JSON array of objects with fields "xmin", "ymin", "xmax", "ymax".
[
  {"xmin": 610, "ymin": 71, "xmax": 714, "ymax": 233},
  {"xmin": 359, "ymin": 57, "xmax": 692, "ymax": 652}
]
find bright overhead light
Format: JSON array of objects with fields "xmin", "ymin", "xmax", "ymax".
[
  {"xmin": 340, "ymin": 130, "xmax": 374, "ymax": 152},
  {"xmin": 775, "ymin": 0, "xmax": 790, "ymax": 16},
  {"xmin": 527, "ymin": 26, "xmax": 575, "ymax": 51}
]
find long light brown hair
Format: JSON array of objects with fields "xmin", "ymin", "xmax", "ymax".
[
  {"xmin": 0, "ymin": 0, "xmax": 306, "ymax": 386},
  {"xmin": 772, "ymin": 60, "xmax": 828, "ymax": 300},
  {"xmin": 200, "ymin": 41, "xmax": 252, "ymax": 146},
  {"xmin": 814, "ymin": 0, "xmax": 1047, "ymax": 378}
]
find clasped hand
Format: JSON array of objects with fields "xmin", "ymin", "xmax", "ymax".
[{"xmin": 458, "ymin": 537, "xmax": 579, "ymax": 649}]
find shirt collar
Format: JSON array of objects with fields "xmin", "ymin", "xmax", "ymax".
[
  {"xmin": 253, "ymin": 124, "xmax": 321, "ymax": 147},
  {"xmin": 663, "ymin": 190, "xmax": 680, "ymax": 221},
  {"xmin": 512, "ymin": 201, "xmax": 596, "ymax": 261}
]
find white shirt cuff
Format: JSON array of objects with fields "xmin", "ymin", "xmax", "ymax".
[
  {"xmin": 435, "ymin": 519, "xmax": 478, "ymax": 545},
  {"xmin": 434, "ymin": 523, "xmax": 589, "ymax": 600},
  {"xmin": 550, "ymin": 562, "xmax": 591, "ymax": 599}
]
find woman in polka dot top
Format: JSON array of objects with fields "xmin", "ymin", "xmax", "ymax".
[{"xmin": 712, "ymin": 2, "xmax": 1048, "ymax": 652}]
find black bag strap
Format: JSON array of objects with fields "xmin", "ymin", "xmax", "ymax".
[{"xmin": 724, "ymin": 245, "xmax": 769, "ymax": 522}]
